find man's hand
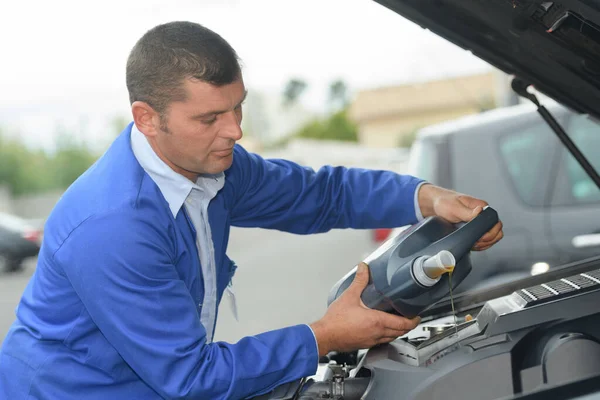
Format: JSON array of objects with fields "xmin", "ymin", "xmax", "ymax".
[
  {"xmin": 417, "ymin": 183, "xmax": 503, "ymax": 251},
  {"xmin": 309, "ymin": 263, "xmax": 420, "ymax": 357}
]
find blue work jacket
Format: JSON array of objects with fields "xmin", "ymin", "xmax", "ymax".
[{"xmin": 0, "ymin": 124, "xmax": 423, "ymax": 399}]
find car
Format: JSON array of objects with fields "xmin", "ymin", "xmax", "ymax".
[
  {"xmin": 0, "ymin": 212, "xmax": 41, "ymax": 273},
  {"xmin": 372, "ymin": 102, "xmax": 600, "ymax": 293},
  {"xmin": 253, "ymin": 0, "xmax": 600, "ymax": 399}
]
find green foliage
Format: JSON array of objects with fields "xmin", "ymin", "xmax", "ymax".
[
  {"xmin": 277, "ymin": 78, "xmax": 357, "ymax": 144},
  {"xmin": 0, "ymin": 128, "xmax": 99, "ymax": 195},
  {"xmin": 50, "ymin": 134, "xmax": 98, "ymax": 189},
  {"xmin": 296, "ymin": 109, "xmax": 358, "ymax": 142},
  {"xmin": 397, "ymin": 129, "xmax": 419, "ymax": 148},
  {"xmin": 328, "ymin": 79, "xmax": 349, "ymax": 111},
  {"xmin": 282, "ymin": 78, "xmax": 308, "ymax": 107}
]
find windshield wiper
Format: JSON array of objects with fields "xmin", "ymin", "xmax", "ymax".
[{"xmin": 511, "ymin": 78, "xmax": 600, "ymax": 190}]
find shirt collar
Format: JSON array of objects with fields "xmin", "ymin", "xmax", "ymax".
[{"xmin": 130, "ymin": 124, "xmax": 225, "ymax": 217}]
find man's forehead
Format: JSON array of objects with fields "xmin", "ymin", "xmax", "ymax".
[
  {"xmin": 174, "ymin": 78, "xmax": 246, "ymax": 117},
  {"xmin": 183, "ymin": 78, "xmax": 246, "ymax": 102}
]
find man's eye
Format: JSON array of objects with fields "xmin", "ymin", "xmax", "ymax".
[{"xmin": 202, "ymin": 117, "xmax": 217, "ymax": 125}]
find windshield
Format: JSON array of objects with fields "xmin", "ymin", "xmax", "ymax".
[
  {"xmin": 559, "ymin": 114, "xmax": 600, "ymax": 204},
  {"xmin": 407, "ymin": 138, "xmax": 438, "ymax": 185}
]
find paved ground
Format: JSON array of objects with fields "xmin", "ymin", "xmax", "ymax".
[
  {"xmin": 0, "ymin": 227, "xmax": 374, "ymax": 346},
  {"xmin": 0, "ymin": 258, "xmax": 37, "ymax": 343}
]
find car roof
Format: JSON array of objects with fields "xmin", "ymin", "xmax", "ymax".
[{"xmin": 416, "ymin": 101, "xmax": 571, "ymax": 140}]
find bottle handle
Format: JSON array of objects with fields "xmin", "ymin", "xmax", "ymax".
[{"xmin": 441, "ymin": 206, "xmax": 499, "ymax": 258}]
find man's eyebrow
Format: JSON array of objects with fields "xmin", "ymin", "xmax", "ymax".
[{"xmin": 192, "ymin": 90, "xmax": 248, "ymax": 119}]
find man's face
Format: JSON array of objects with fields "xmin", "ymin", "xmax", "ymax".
[{"xmin": 149, "ymin": 78, "xmax": 246, "ymax": 179}]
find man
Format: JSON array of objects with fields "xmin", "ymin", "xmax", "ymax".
[{"xmin": 0, "ymin": 21, "xmax": 503, "ymax": 399}]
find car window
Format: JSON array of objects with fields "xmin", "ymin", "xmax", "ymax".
[
  {"xmin": 499, "ymin": 123, "xmax": 555, "ymax": 207},
  {"xmin": 555, "ymin": 115, "xmax": 600, "ymax": 205},
  {"xmin": 408, "ymin": 138, "xmax": 438, "ymax": 185}
]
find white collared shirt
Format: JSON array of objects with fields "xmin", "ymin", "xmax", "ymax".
[{"xmin": 131, "ymin": 124, "xmax": 224, "ymax": 342}]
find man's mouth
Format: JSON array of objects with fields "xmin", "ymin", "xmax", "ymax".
[{"xmin": 213, "ymin": 148, "xmax": 234, "ymax": 157}]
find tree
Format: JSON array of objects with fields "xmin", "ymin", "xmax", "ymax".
[
  {"xmin": 328, "ymin": 79, "xmax": 349, "ymax": 112},
  {"xmin": 0, "ymin": 126, "xmax": 99, "ymax": 195},
  {"xmin": 50, "ymin": 133, "xmax": 98, "ymax": 189},
  {"xmin": 296, "ymin": 109, "xmax": 358, "ymax": 142},
  {"xmin": 0, "ymin": 129, "xmax": 55, "ymax": 195},
  {"xmin": 282, "ymin": 78, "xmax": 307, "ymax": 107}
]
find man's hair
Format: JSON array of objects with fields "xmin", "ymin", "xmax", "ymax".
[{"xmin": 126, "ymin": 21, "xmax": 241, "ymax": 116}]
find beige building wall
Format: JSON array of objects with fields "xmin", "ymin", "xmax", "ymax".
[
  {"xmin": 358, "ymin": 105, "xmax": 481, "ymax": 147},
  {"xmin": 350, "ymin": 72, "xmax": 498, "ymax": 148}
]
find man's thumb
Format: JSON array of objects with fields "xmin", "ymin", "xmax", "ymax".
[
  {"xmin": 454, "ymin": 202, "xmax": 483, "ymax": 223},
  {"xmin": 349, "ymin": 263, "xmax": 370, "ymax": 292},
  {"xmin": 469, "ymin": 205, "xmax": 484, "ymax": 220}
]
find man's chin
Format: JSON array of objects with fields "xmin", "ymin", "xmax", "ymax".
[
  {"xmin": 207, "ymin": 153, "xmax": 234, "ymax": 173},
  {"xmin": 221, "ymin": 154, "xmax": 234, "ymax": 171}
]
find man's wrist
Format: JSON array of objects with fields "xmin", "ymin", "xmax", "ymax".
[
  {"xmin": 414, "ymin": 181, "xmax": 428, "ymax": 221},
  {"xmin": 417, "ymin": 183, "xmax": 439, "ymax": 218},
  {"xmin": 417, "ymin": 182, "xmax": 451, "ymax": 218},
  {"xmin": 309, "ymin": 320, "xmax": 331, "ymax": 357}
]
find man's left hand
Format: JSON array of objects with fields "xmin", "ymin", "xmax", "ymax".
[{"xmin": 417, "ymin": 183, "xmax": 503, "ymax": 251}]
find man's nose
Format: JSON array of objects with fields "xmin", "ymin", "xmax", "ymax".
[{"xmin": 221, "ymin": 111, "xmax": 243, "ymax": 141}]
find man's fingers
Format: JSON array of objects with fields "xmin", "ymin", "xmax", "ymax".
[
  {"xmin": 379, "ymin": 313, "xmax": 421, "ymax": 332},
  {"xmin": 473, "ymin": 224, "xmax": 504, "ymax": 250},
  {"xmin": 382, "ymin": 328, "xmax": 410, "ymax": 338},
  {"xmin": 471, "ymin": 205, "xmax": 484, "ymax": 219},
  {"xmin": 439, "ymin": 195, "xmax": 485, "ymax": 224},
  {"xmin": 347, "ymin": 263, "xmax": 370, "ymax": 295},
  {"xmin": 402, "ymin": 316, "xmax": 421, "ymax": 331},
  {"xmin": 486, "ymin": 229, "xmax": 504, "ymax": 245},
  {"xmin": 478, "ymin": 221, "xmax": 503, "ymax": 243},
  {"xmin": 458, "ymin": 195, "xmax": 488, "ymax": 211},
  {"xmin": 475, "ymin": 231, "xmax": 504, "ymax": 251},
  {"xmin": 453, "ymin": 195, "xmax": 488, "ymax": 221},
  {"xmin": 450, "ymin": 202, "xmax": 481, "ymax": 223}
]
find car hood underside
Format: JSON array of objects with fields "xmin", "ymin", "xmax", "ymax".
[{"xmin": 375, "ymin": 0, "xmax": 600, "ymax": 120}]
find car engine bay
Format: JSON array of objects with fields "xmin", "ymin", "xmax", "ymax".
[{"xmin": 254, "ymin": 256, "xmax": 600, "ymax": 400}]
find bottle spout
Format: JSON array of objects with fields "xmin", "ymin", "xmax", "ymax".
[{"xmin": 422, "ymin": 250, "xmax": 456, "ymax": 279}]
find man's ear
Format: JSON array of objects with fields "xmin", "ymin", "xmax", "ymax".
[{"xmin": 131, "ymin": 101, "xmax": 159, "ymax": 137}]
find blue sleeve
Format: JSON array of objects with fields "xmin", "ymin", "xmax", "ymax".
[
  {"xmin": 53, "ymin": 209, "xmax": 318, "ymax": 400},
  {"xmin": 227, "ymin": 145, "xmax": 425, "ymax": 233}
]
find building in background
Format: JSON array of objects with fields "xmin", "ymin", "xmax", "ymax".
[{"xmin": 348, "ymin": 70, "xmax": 518, "ymax": 148}]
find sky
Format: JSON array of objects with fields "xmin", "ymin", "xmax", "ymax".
[{"xmin": 0, "ymin": 0, "xmax": 491, "ymax": 151}]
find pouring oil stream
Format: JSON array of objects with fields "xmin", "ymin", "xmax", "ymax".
[
  {"xmin": 448, "ymin": 272, "xmax": 458, "ymax": 336},
  {"xmin": 420, "ymin": 250, "xmax": 458, "ymax": 336}
]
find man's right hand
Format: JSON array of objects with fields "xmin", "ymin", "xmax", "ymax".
[{"xmin": 309, "ymin": 263, "xmax": 421, "ymax": 357}]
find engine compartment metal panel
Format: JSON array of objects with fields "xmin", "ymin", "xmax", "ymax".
[{"xmin": 356, "ymin": 266, "xmax": 600, "ymax": 400}]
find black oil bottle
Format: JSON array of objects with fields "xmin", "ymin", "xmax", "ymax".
[{"xmin": 327, "ymin": 206, "xmax": 499, "ymax": 318}]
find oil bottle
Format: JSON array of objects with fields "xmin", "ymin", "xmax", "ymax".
[{"xmin": 327, "ymin": 206, "xmax": 499, "ymax": 318}]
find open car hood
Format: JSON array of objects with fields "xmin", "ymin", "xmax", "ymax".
[{"xmin": 374, "ymin": 0, "xmax": 600, "ymax": 120}]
